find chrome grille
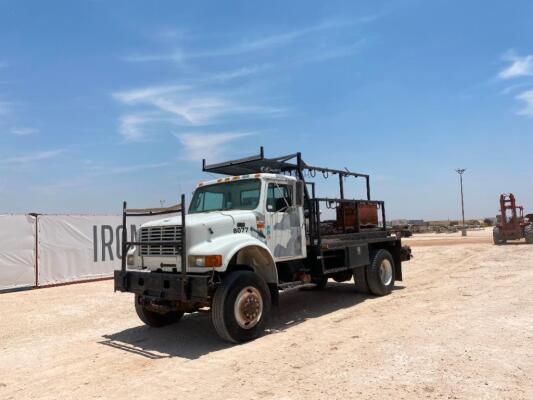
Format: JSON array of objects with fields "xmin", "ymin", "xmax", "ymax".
[{"xmin": 139, "ymin": 225, "xmax": 183, "ymax": 256}]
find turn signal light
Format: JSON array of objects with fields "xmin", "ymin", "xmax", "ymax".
[
  {"xmin": 204, "ymin": 255, "xmax": 222, "ymax": 267},
  {"xmin": 190, "ymin": 255, "xmax": 223, "ymax": 268}
]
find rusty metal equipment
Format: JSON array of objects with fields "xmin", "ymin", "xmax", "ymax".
[
  {"xmin": 493, "ymin": 193, "xmax": 533, "ymax": 245},
  {"xmin": 336, "ymin": 201, "xmax": 379, "ymax": 232}
]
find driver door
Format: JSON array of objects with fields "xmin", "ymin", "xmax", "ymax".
[{"xmin": 265, "ymin": 181, "xmax": 305, "ymax": 260}]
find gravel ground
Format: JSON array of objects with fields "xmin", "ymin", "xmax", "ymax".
[{"xmin": 1, "ymin": 229, "xmax": 532, "ymax": 400}]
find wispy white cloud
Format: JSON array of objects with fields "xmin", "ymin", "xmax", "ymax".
[
  {"xmin": 500, "ymin": 82, "xmax": 533, "ymax": 95},
  {"xmin": 113, "ymin": 84, "xmax": 188, "ymax": 103},
  {"xmin": 167, "ymin": 97, "xmax": 283, "ymax": 125},
  {"xmin": 153, "ymin": 96, "xmax": 231, "ymax": 125},
  {"xmin": 124, "ymin": 51, "xmax": 184, "ymax": 63},
  {"xmin": 515, "ymin": 90, "xmax": 533, "ymax": 116},
  {"xmin": 199, "ymin": 65, "xmax": 272, "ymax": 83},
  {"xmin": 113, "ymin": 66, "xmax": 268, "ymax": 109},
  {"xmin": 175, "ymin": 132, "xmax": 254, "ymax": 161},
  {"xmin": 10, "ymin": 127, "xmax": 38, "ymax": 136},
  {"xmin": 296, "ymin": 40, "xmax": 364, "ymax": 64},
  {"xmin": 114, "ymin": 84, "xmax": 284, "ymax": 133},
  {"xmin": 118, "ymin": 114, "xmax": 155, "ymax": 142},
  {"xmin": 496, "ymin": 51, "xmax": 533, "ymax": 117},
  {"xmin": 125, "ymin": 18, "xmax": 367, "ymax": 63},
  {"xmin": 498, "ymin": 51, "xmax": 533, "ymax": 80},
  {"xmin": 113, "ymin": 74, "xmax": 284, "ymax": 141},
  {"xmin": 224, "ymin": 20, "xmax": 348, "ymax": 55},
  {"xmin": 0, "ymin": 149, "xmax": 64, "ymax": 164}
]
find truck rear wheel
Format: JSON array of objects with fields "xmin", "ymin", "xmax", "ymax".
[
  {"xmin": 525, "ymin": 225, "xmax": 533, "ymax": 244},
  {"xmin": 134, "ymin": 295, "xmax": 183, "ymax": 327},
  {"xmin": 366, "ymin": 249, "xmax": 395, "ymax": 296},
  {"xmin": 212, "ymin": 271, "xmax": 271, "ymax": 343}
]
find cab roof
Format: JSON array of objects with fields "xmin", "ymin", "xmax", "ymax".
[{"xmin": 197, "ymin": 173, "xmax": 296, "ymax": 188}]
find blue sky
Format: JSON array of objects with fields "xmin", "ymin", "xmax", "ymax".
[{"xmin": 0, "ymin": 0, "xmax": 532, "ymax": 219}]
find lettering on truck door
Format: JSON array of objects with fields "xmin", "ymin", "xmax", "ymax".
[{"xmin": 265, "ymin": 182, "xmax": 304, "ymax": 259}]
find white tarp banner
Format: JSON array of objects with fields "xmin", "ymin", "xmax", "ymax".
[
  {"xmin": 37, "ymin": 215, "xmax": 155, "ymax": 286},
  {"xmin": 0, "ymin": 215, "xmax": 36, "ymax": 290}
]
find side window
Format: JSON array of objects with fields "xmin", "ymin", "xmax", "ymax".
[{"xmin": 266, "ymin": 184, "xmax": 292, "ymax": 212}]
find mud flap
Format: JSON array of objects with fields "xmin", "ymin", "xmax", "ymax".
[{"xmin": 268, "ymin": 282, "xmax": 279, "ymax": 308}]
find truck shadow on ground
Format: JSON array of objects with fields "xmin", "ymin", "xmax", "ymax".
[{"xmin": 99, "ymin": 282, "xmax": 404, "ymax": 360}]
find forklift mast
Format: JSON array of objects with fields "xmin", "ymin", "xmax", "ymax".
[{"xmin": 499, "ymin": 194, "xmax": 524, "ymax": 228}]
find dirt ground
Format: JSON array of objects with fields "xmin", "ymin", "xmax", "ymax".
[{"xmin": 1, "ymin": 228, "xmax": 532, "ymax": 400}]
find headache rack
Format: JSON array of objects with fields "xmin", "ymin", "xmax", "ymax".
[
  {"xmin": 203, "ymin": 147, "xmax": 388, "ymax": 247},
  {"xmin": 202, "ymin": 146, "xmax": 371, "ymax": 201},
  {"xmin": 116, "ymin": 194, "xmax": 188, "ymax": 299}
]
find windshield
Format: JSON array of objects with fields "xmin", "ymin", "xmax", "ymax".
[{"xmin": 189, "ymin": 179, "xmax": 261, "ymax": 213}]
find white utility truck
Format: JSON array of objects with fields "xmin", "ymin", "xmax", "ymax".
[{"xmin": 115, "ymin": 148, "xmax": 411, "ymax": 343}]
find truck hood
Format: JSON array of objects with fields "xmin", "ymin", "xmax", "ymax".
[
  {"xmin": 139, "ymin": 209, "xmax": 260, "ymax": 251},
  {"xmin": 140, "ymin": 209, "xmax": 255, "ymax": 228}
]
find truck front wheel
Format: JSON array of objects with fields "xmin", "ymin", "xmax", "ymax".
[
  {"xmin": 212, "ymin": 271, "xmax": 271, "ymax": 343},
  {"xmin": 134, "ymin": 295, "xmax": 183, "ymax": 327},
  {"xmin": 366, "ymin": 249, "xmax": 395, "ymax": 296}
]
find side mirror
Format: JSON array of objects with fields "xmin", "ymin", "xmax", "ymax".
[{"xmin": 295, "ymin": 180, "xmax": 304, "ymax": 207}]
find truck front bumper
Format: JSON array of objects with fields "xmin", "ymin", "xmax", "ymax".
[{"xmin": 114, "ymin": 270, "xmax": 212, "ymax": 302}]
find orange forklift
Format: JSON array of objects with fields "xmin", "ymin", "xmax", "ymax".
[{"xmin": 493, "ymin": 193, "xmax": 533, "ymax": 245}]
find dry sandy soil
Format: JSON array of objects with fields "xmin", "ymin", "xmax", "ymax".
[{"xmin": 1, "ymin": 229, "xmax": 532, "ymax": 400}]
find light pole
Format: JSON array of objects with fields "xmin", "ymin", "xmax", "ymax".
[{"xmin": 455, "ymin": 168, "xmax": 466, "ymax": 236}]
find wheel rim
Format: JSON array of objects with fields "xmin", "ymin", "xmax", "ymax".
[
  {"xmin": 379, "ymin": 259, "xmax": 393, "ymax": 286},
  {"xmin": 234, "ymin": 286, "xmax": 263, "ymax": 330}
]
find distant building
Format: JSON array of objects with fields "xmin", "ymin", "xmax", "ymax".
[{"xmin": 389, "ymin": 219, "xmax": 408, "ymax": 226}]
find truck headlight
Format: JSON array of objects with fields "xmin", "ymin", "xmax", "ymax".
[
  {"xmin": 189, "ymin": 255, "xmax": 222, "ymax": 268},
  {"xmin": 126, "ymin": 248, "xmax": 136, "ymax": 266}
]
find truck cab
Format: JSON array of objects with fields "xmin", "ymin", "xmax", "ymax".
[{"xmin": 193, "ymin": 173, "xmax": 306, "ymax": 259}]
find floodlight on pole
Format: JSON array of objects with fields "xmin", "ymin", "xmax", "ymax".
[{"xmin": 455, "ymin": 168, "xmax": 466, "ymax": 237}]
